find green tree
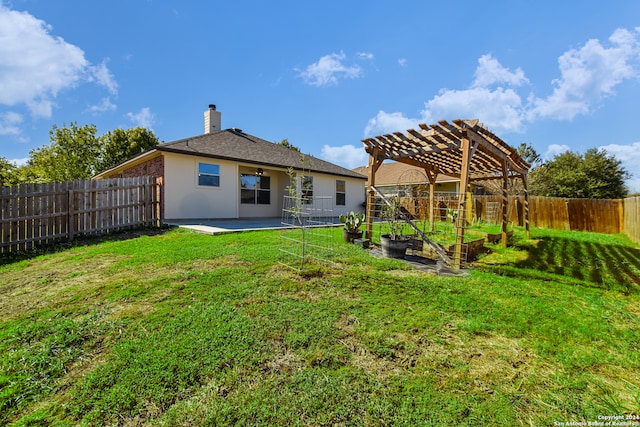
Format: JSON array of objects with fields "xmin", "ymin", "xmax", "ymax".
[
  {"xmin": 277, "ymin": 138, "xmax": 300, "ymax": 152},
  {"xmin": 0, "ymin": 157, "xmax": 16, "ymax": 186},
  {"xmin": 529, "ymin": 148, "xmax": 629, "ymax": 199},
  {"xmin": 516, "ymin": 143, "xmax": 541, "ymax": 166},
  {"xmin": 27, "ymin": 123, "xmax": 101, "ymax": 182},
  {"xmin": 14, "ymin": 124, "xmax": 160, "ymax": 184},
  {"xmin": 9, "ymin": 164, "xmax": 41, "ymax": 185},
  {"xmin": 98, "ymin": 127, "xmax": 160, "ymax": 173}
]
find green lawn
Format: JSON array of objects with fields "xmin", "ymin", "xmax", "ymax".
[{"xmin": 0, "ymin": 226, "xmax": 638, "ymax": 426}]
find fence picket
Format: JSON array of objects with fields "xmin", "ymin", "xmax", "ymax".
[{"xmin": 1, "ymin": 186, "xmax": 9, "ymax": 254}]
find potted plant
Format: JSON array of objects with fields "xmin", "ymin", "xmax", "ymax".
[
  {"xmin": 339, "ymin": 211, "xmax": 365, "ymax": 243},
  {"xmin": 380, "ymin": 196, "xmax": 412, "ymax": 258}
]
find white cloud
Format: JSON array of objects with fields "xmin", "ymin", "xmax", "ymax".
[
  {"xmin": 88, "ymin": 97, "xmax": 117, "ymax": 113},
  {"xmin": 419, "ymin": 55, "xmax": 529, "ymax": 133},
  {"xmin": 364, "ymin": 111, "xmax": 421, "ymax": 137},
  {"xmin": 297, "ymin": 52, "xmax": 363, "ymax": 87},
  {"xmin": 357, "ymin": 52, "xmax": 374, "ymax": 60},
  {"xmin": 363, "ymin": 27, "xmax": 640, "ymax": 138},
  {"xmin": 529, "ymin": 27, "xmax": 640, "ymax": 121},
  {"xmin": 0, "ymin": 111, "xmax": 23, "ymax": 136},
  {"xmin": 543, "ymin": 144, "xmax": 571, "ymax": 161},
  {"xmin": 126, "ymin": 107, "xmax": 155, "ymax": 129},
  {"xmin": 398, "ymin": 58, "xmax": 408, "ymax": 67},
  {"xmin": 320, "ymin": 144, "xmax": 369, "ymax": 169},
  {"xmin": 472, "ymin": 54, "xmax": 529, "ymax": 88},
  {"xmin": 9, "ymin": 157, "xmax": 28, "ymax": 166},
  {"xmin": 88, "ymin": 60, "xmax": 118, "ymax": 95},
  {"xmin": 0, "ymin": 3, "xmax": 117, "ymax": 118},
  {"xmin": 364, "ymin": 54, "xmax": 529, "ymax": 136},
  {"xmin": 599, "ymin": 141, "xmax": 640, "ymax": 192},
  {"xmin": 421, "ymin": 86, "xmax": 526, "ymax": 133}
]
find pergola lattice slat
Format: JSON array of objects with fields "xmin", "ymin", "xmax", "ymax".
[{"xmin": 363, "ymin": 119, "xmax": 531, "ymax": 269}]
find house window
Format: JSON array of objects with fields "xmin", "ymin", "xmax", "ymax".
[
  {"xmin": 241, "ymin": 174, "xmax": 271, "ymax": 204},
  {"xmin": 301, "ymin": 175, "xmax": 313, "ymax": 204},
  {"xmin": 336, "ymin": 180, "xmax": 346, "ymax": 206},
  {"xmin": 198, "ymin": 162, "xmax": 220, "ymax": 187}
]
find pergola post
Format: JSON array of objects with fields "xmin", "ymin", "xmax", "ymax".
[
  {"xmin": 522, "ymin": 173, "xmax": 530, "ymax": 239},
  {"xmin": 501, "ymin": 160, "xmax": 509, "ymax": 248},
  {"xmin": 425, "ymin": 169, "xmax": 437, "ymax": 232},
  {"xmin": 365, "ymin": 149, "xmax": 383, "ymax": 240},
  {"xmin": 454, "ymin": 130, "xmax": 472, "ymax": 269}
]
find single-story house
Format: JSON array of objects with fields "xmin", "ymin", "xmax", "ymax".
[
  {"xmin": 94, "ymin": 105, "xmax": 367, "ymax": 221},
  {"xmin": 353, "ymin": 162, "xmax": 463, "ymax": 194}
]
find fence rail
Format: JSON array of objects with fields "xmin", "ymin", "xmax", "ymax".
[{"xmin": 0, "ymin": 177, "xmax": 161, "ymax": 255}]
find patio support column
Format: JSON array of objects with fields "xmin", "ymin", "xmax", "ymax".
[
  {"xmin": 522, "ymin": 173, "xmax": 530, "ymax": 239},
  {"xmin": 501, "ymin": 160, "xmax": 510, "ymax": 248},
  {"xmin": 454, "ymin": 130, "xmax": 472, "ymax": 269},
  {"xmin": 365, "ymin": 148, "xmax": 383, "ymax": 240},
  {"xmin": 425, "ymin": 169, "xmax": 437, "ymax": 232}
]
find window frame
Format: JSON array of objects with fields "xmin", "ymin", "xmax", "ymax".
[
  {"xmin": 336, "ymin": 179, "xmax": 346, "ymax": 206},
  {"xmin": 301, "ymin": 175, "xmax": 313, "ymax": 204},
  {"xmin": 240, "ymin": 173, "xmax": 271, "ymax": 205},
  {"xmin": 197, "ymin": 162, "xmax": 220, "ymax": 187}
]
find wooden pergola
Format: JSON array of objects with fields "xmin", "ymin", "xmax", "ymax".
[{"xmin": 362, "ymin": 119, "xmax": 531, "ymax": 268}]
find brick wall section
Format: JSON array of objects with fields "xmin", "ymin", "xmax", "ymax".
[
  {"xmin": 119, "ymin": 156, "xmax": 165, "ymax": 220},
  {"xmin": 121, "ymin": 156, "xmax": 164, "ymax": 179}
]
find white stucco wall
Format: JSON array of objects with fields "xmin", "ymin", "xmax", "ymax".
[
  {"xmin": 163, "ymin": 153, "xmax": 239, "ymax": 219},
  {"xmin": 296, "ymin": 172, "xmax": 366, "ymax": 217},
  {"xmin": 163, "ymin": 152, "xmax": 366, "ymax": 220}
]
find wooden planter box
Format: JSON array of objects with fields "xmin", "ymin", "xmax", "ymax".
[
  {"xmin": 484, "ymin": 230, "xmax": 513, "ymax": 244},
  {"xmin": 420, "ymin": 237, "xmax": 486, "ymax": 261}
]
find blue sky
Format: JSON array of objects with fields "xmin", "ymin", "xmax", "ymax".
[{"xmin": 1, "ymin": 0, "xmax": 640, "ymax": 191}]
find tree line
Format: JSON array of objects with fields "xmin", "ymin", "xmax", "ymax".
[
  {"xmin": 0, "ymin": 123, "xmax": 160, "ymax": 186},
  {"xmin": 473, "ymin": 143, "xmax": 630, "ymax": 199},
  {"xmin": 0, "ymin": 124, "xmax": 631, "ymax": 199}
]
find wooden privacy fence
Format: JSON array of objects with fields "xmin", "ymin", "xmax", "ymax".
[
  {"xmin": 384, "ymin": 192, "xmax": 636, "ymax": 238},
  {"xmin": 1, "ymin": 177, "xmax": 161, "ymax": 255},
  {"xmin": 474, "ymin": 195, "xmax": 628, "ymax": 235},
  {"xmin": 624, "ymin": 196, "xmax": 640, "ymax": 244}
]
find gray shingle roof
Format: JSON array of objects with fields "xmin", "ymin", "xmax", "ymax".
[{"xmin": 158, "ymin": 128, "xmax": 366, "ymax": 179}]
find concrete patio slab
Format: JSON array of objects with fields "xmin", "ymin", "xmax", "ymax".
[{"xmin": 166, "ymin": 217, "xmax": 341, "ymax": 235}]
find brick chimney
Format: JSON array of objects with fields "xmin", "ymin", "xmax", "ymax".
[{"xmin": 204, "ymin": 104, "xmax": 221, "ymax": 134}]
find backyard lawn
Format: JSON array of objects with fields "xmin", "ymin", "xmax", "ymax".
[{"xmin": 0, "ymin": 225, "xmax": 638, "ymax": 426}]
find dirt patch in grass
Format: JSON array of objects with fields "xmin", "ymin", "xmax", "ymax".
[
  {"xmin": 336, "ymin": 312, "xmax": 542, "ymax": 397},
  {"xmin": 464, "ymin": 335, "xmax": 538, "ymax": 393},
  {"xmin": 336, "ymin": 314, "xmax": 403, "ymax": 378},
  {"xmin": 0, "ymin": 254, "xmax": 250, "ymax": 323},
  {"xmin": 267, "ymin": 349, "xmax": 302, "ymax": 375},
  {"xmin": 0, "ymin": 255, "xmax": 130, "ymax": 321}
]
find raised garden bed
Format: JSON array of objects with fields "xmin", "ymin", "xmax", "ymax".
[{"xmin": 419, "ymin": 236, "xmax": 487, "ymax": 261}]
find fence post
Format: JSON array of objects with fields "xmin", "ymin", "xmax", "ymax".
[{"xmin": 68, "ymin": 189, "xmax": 75, "ymax": 242}]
